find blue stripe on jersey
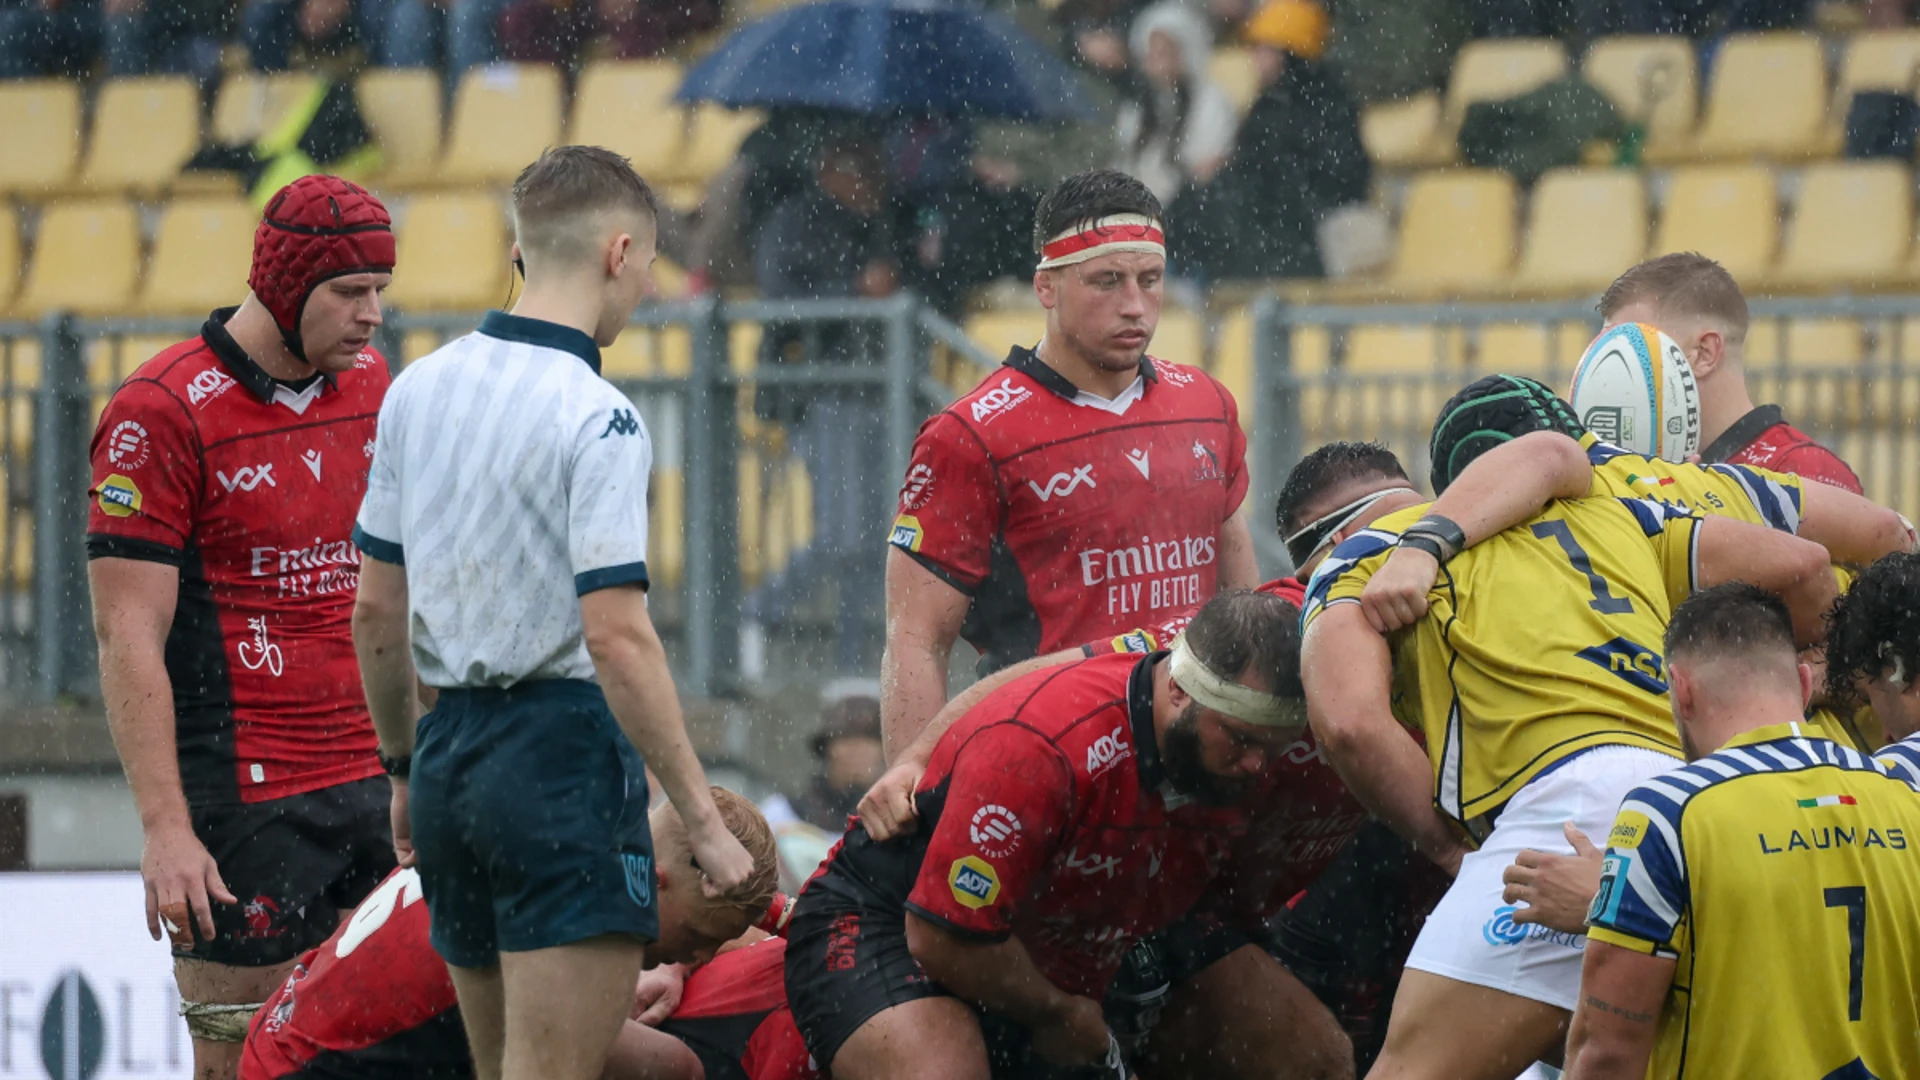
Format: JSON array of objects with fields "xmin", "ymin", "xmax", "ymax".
[
  {"xmin": 1617, "ymin": 496, "xmax": 1697, "ymax": 537},
  {"xmin": 1300, "ymin": 528, "xmax": 1397, "ymax": 628},
  {"xmin": 1708, "ymin": 463, "xmax": 1802, "ymax": 533},
  {"xmin": 1876, "ymin": 738, "xmax": 1920, "ymax": 789},
  {"xmin": 1575, "ymin": 636, "xmax": 1668, "ymax": 694},
  {"xmin": 1585, "ymin": 439, "xmax": 1631, "ymax": 465}
]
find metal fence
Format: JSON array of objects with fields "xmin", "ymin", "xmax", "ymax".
[{"xmin": 7, "ymin": 290, "xmax": 1920, "ymax": 704}]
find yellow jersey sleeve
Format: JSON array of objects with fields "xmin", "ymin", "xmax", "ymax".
[
  {"xmin": 1581, "ymin": 435, "xmax": 1804, "ymax": 533},
  {"xmin": 1299, "ymin": 504, "xmax": 1430, "ymax": 631}
]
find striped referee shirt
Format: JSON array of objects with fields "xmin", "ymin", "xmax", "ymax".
[{"xmin": 353, "ymin": 311, "xmax": 652, "ymax": 688}]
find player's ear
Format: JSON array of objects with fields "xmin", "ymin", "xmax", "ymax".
[
  {"xmin": 1795, "ymin": 661, "xmax": 1815, "ymax": 711},
  {"xmin": 607, "ymin": 231, "xmax": 632, "ymax": 279},
  {"xmin": 1034, "ymin": 269, "xmax": 1058, "ymax": 310},
  {"xmin": 1692, "ymin": 329, "xmax": 1725, "ymax": 378}
]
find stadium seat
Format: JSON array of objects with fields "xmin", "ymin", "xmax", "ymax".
[
  {"xmin": 1474, "ymin": 323, "xmax": 1552, "ymax": 377},
  {"xmin": 441, "ymin": 65, "xmax": 564, "ymax": 187},
  {"xmin": 602, "ymin": 325, "xmax": 693, "ymax": 379},
  {"xmin": 1651, "ymin": 166, "xmax": 1778, "ymax": 281},
  {"xmin": 79, "ymin": 77, "xmax": 199, "ymax": 194},
  {"xmin": 212, "ymin": 72, "xmax": 322, "ymax": 145},
  {"xmin": 1746, "ymin": 316, "xmax": 1867, "ymax": 426},
  {"xmin": 1448, "ymin": 38, "xmax": 1571, "ymax": 118},
  {"xmin": 18, "ymin": 200, "xmax": 141, "ymax": 317},
  {"xmin": 357, "ymin": 69, "xmax": 443, "ymax": 188},
  {"xmin": 569, "ymin": 61, "xmax": 686, "ymax": 182},
  {"xmin": 1360, "ymin": 91, "xmax": 1445, "ymax": 167},
  {"xmin": 1389, "ymin": 169, "xmax": 1518, "ymax": 294},
  {"xmin": 1210, "ymin": 47, "xmax": 1262, "ymax": 115},
  {"xmin": 1340, "ymin": 324, "xmax": 1464, "ymax": 447},
  {"xmin": 669, "ymin": 105, "xmax": 762, "ymax": 186},
  {"xmin": 1824, "ymin": 30, "xmax": 1920, "ymax": 154},
  {"xmin": 1691, "ymin": 33, "xmax": 1827, "ymax": 160},
  {"xmin": 651, "ymin": 464, "xmax": 684, "ymax": 586},
  {"xmin": 1512, "ymin": 168, "xmax": 1646, "ymax": 295},
  {"xmin": 1771, "ymin": 162, "xmax": 1911, "ymax": 289},
  {"xmin": 384, "ymin": 195, "xmax": 509, "ymax": 312},
  {"xmin": 0, "ymin": 204, "xmax": 17, "ymax": 318},
  {"xmin": 1581, "ymin": 37, "xmax": 1697, "ymax": 163},
  {"xmin": 0, "ymin": 81, "xmax": 81, "ymax": 196},
  {"xmin": 1151, "ymin": 308, "xmax": 1205, "ymax": 370},
  {"xmin": 965, "ymin": 309, "xmax": 1046, "ymax": 360},
  {"xmin": 138, "ymin": 199, "xmax": 257, "ymax": 316}
]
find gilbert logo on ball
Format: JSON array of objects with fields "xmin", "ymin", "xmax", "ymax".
[{"xmin": 1569, "ymin": 323, "xmax": 1701, "ymax": 463}]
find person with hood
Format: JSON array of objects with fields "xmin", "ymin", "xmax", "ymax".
[
  {"xmin": 1113, "ymin": 1, "xmax": 1238, "ymax": 206},
  {"xmin": 1175, "ymin": 0, "xmax": 1369, "ymax": 280}
]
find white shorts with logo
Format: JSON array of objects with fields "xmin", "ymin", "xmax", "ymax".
[{"xmin": 1404, "ymin": 744, "xmax": 1681, "ymax": 1012}]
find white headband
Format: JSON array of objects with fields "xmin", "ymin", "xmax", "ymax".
[
  {"xmin": 1036, "ymin": 213, "xmax": 1167, "ymax": 270},
  {"xmin": 1168, "ymin": 634, "xmax": 1306, "ymax": 728}
]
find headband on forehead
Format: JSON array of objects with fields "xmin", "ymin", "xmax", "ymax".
[
  {"xmin": 1036, "ymin": 213, "xmax": 1167, "ymax": 271},
  {"xmin": 1283, "ymin": 487, "xmax": 1418, "ymax": 567},
  {"xmin": 1168, "ymin": 635, "xmax": 1306, "ymax": 728}
]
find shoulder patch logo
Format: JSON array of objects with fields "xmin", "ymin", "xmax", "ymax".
[
  {"xmin": 889, "ymin": 514, "xmax": 924, "ymax": 553},
  {"xmin": 1608, "ymin": 810, "xmax": 1650, "ymax": 850},
  {"xmin": 98, "ymin": 474, "xmax": 142, "ymax": 518},
  {"xmin": 106, "ymin": 420, "xmax": 150, "ymax": 470},
  {"xmin": 949, "ymin": 856, "xmax": 1000, "ymax": 910}
]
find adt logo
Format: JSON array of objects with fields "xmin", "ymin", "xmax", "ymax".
[
  {"xmin": 1483, "ymin": 905, "xmax": 1528, "ymax": 947},
  {"xmin": 600, "ymin": 410, "xmax": 641, "ymax": 439},
  {"xmin": 38, "ymin": 970, "xmax": 105, "ymax": 1080}
]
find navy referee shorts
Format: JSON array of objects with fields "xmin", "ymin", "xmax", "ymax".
[{"xmin": 409, "ymin": 679, "xmax": 658, "ymax": 968}]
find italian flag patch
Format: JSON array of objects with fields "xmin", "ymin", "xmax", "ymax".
[{"xmin": 1797, "ymin": 795, "xmax": 1858, "ymax": 808}]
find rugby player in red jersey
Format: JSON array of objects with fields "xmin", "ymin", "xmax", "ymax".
[
  {"xmin": 881, "ymin": 169, "xmax": 1258, "ymax": 757},
  {"xmin": 239, "ymin": 791, "xmax": 788, "ymax": 1080},
  {"xmin": 786, "ymin": 591, "xmax": 1314, "ymax": 1080},
  {"xmin": 1600, "ymin": 253, "xmax": 1863, "ymax": 492},
  {"xmin": 86, "ymin": 175, "xmax": 397, "ymax": 1079}
]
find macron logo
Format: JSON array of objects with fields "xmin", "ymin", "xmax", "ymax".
[
  {"xmin": 217, "ymin": 465, "xmax": 276, "ymax": 492},
  {"xmin": 1027, "ymin": 465, "xmax": 1094, "ymax": 503},
  {"xmin": 1126, "ymin": 448, "xmax": 1150, "ymax": 479}
]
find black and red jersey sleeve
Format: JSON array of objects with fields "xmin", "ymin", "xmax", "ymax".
[
  {"xmin": 1774, "ymin": 440, "xmax": 1863, "ymax": 495},
  {"xmin": 87, "ymin": 378, "xmax": 202, "ymax": 561},
  {"xmin": 906, "ymin": 724, "xmax": 1073, "ymax": 940},
  {"xmin": 889, "ymin": 412, "xmax": 1000, "ymax": 592},
  {"xmin": 1215, "ymin": 375, "xmax": 1250, "ymax": 517}
]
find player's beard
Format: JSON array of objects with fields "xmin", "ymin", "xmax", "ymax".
[{"xmin": 1161, "ymin": 704, "xmax": 1252, "ymax": 806}]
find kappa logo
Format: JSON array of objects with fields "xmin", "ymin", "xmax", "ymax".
[
  {"xmin": 302, "ymin": 449, "xmax": 323, "ymax": 481},
  {"xmin": 969, "ymin": 804, "xmax": 1024, "ymax": 858},
  {"xmin": 600, "ymin": 409, "xmax": 641, "ymax": 439},
  {"xmin": 1086, "ymin": 724, "xmax": 1133, "ymax": 778},
  {"xmin": 186, "ymin": 367, "xmax": 236, "ymax": 406},
  {"xmin": 106, "ymin": 420, "xmax": 150, "ymax": 470},
  {"xmin": 1027, "ymin": 464, "xmax": 1095, "ymax": 502},
  {"xmin": 1064, "ymin": 848, "xmax": 1123, "ymax": 879},
  {"xmin": 218, "ymin": 464, "xmax": 276, "ymax": 492},
  {"xmin": 970, "ymin": 377, "xmax": 1033, "ymax": 424},
  {"xmin": 1125, "ymin": 448, "xmax": 1150, "ymax": 479}
]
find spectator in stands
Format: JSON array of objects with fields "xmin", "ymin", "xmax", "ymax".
[
  {"xmin": 1174, "ymin": 0, "xmax": 1368, "ymax": 280},
  {"xmin": 789, "ymin": 697, "xmax": 885, "ymax": 833},
  {"xmin": 751, "ymin": 132, "xmax": 900, "ymax": 671},
  {"xmin": 1322, "ymin": 0, "xmax": 1470, "ymax": 104},
  {"xmin": 1114, "ymin": 1, "xmax": 1237, "ymax": 205},
  {"xmin": 0, "ymin": 0, "xmax": 228, "ymax": 81},
  {"xmin": 379, "ymin": 0, "xmax": 503, "ymax": 82},
  {"xmin": 0, "ymin": 0, "xmax": 106, "ymax": 79},
  {"xmin": 495, "ymin": 0, "xmax": 721, "ymax": 66},
  {"xmin": 244, "ymin": 0, "xmax": 370, "ymax": 72}
]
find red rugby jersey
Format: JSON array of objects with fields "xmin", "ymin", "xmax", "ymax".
[
  {"xmin": 240, "ymin": 869, "xmax": 815, "ymax": 1080},
  {"xmin": 86, "ymin": 309, "xmax": 386, "ymax": 805},
  {"xmin": 812, "ymin": 653, "xmax": 1251, "ymax": 999},
  {"xmin": 1701, "ymin": 404, "xmax": 1862, "ymax": 494},
  {"xmin": 890, "ymin": 348, "xmax": 1248, "ymax": 674}
]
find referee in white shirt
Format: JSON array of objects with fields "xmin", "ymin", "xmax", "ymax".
[{"xmin": 350, "ymin": 145, "xmax": 754, "ymax": 1080}]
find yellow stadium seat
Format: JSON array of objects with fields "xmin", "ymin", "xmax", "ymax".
[
  {"xmin": 138, "ymin": 198, "xmax": 257, "ymax": 316},
  {"xmin": 1651, "ymin": 166, "xmax": 1777, "ymax": 280},
  {"xmin": 1346, "ymin": 325, "xmax": 1464, "ymax": 373},
  {"xmin": 1771, "ymin": 162, "xmax": 1912, "ymax": 289},
  {"xmin": 0, "ymin": 81, "xmax": 81, "ymax": 196},
  {"xmin": 1360, "ymin": 91, "xmax": 1446, "ymax": 167},
  {"xmin": 1390, "ymin": 169, "xmax": 1518, "ymax": 294},
  {"xmin": 441, "ymin": 65, "xmax": 563, "ymax": 187},
  {"xmin": 601, "ymin": 325, "xmax": 693, "ymax": 379},
  {"xmin": 212, "ymin": 72, "xmax": 322, "ymax": 145},
  {"xmin": 1475, "ymin": 323, "xmax": 1551, "ymax": 377},
  {"xmin": 1210, "ymin": 47, "xmax": 1263, "ymax": 115},
  {"xmin": 1339, "ymin": 324, "xmax": 1463, "ymax": 441},
  {"xmin": 1448, "ymin": 38, "xmax": 1571, "ymax": 118},
  {"xmin": 1513, "ymin": 167, "xmax": 1646, "ymax": 294},
  {"xmin": 1556, "ymin": 320, "xmax": 1601, "ymax": 385},
  {"xmin": 402, "ymin": 329, "xmax": 443, "ymax": 363},
  {"xmin": 1692, "ymin": 33, "xmax": 1827, "ymax": 160},
  {"xmin": 1150, "ymin": 308, "xmax": 1205, "ymax": 368},
  {"xmin": 1581, "ymin": 37, "xmax": 1697, "ymax": 162},
  {"xmin": 650, "ymin": 464, "xmax": 683, "ymax": 587},
  {"xmin": 569, "ymin": 61, "xmax": 687, "ymax": 182},
  {"xmin": 0, "ymin": 204, "xmax": 17, "ymax": 317},
  {"xmin": 19, "ymin": 200, "xmax": 141, "ymax": 317},
  {"xmin": 385, "ymin": 195, "xmax": 509, "ymax": 312},
  {"xmin": 80, "ymin": 77, "xmax": 200, "ymax": 194},
  {"xmin": 1824, "ymin": 30, "xmax": 1920, "ymax": 152},
  {"xmin": 358, "ymin": 69, "xmax": 443, "ymax": 188},
  {"xmin": 1745, "ymin": 316, "xmax": 1868, "ymax": 427},
  {"xmin": 965, "ymin": 309, "xmax": 1046, "ymax": 359},
  {"xmin": 1215, "ymin": 307, "xmax": 1255, "ymax": 424},
  {"xmin": 669, "ymin": 105, "xmax": 762, "ymax": 186}
]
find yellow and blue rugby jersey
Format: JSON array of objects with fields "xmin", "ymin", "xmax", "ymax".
[
  {"xmin": 1589, "ymin": 724, "xmax": 1920, "ymax": 1079},
  {"xmin": 1302, "ymin": 495, "xmax": 1696, "ymax": 830},
  {"xmin": 1877, "ymin": 733, "xmax": 1920, "ymax": 788},
  {"xmin": 1580, "ymin": 432, "xmax": 1805, "ymax": 532}
]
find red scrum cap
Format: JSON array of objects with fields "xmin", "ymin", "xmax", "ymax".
[{"xmin": 249, "ymin": 175, "xmax": 396, "ymax": 359}]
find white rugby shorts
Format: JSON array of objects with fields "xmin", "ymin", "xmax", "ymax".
[{"xmin": 1404, "ymin": 744, "xmax": 1680, "ymax": 1012}]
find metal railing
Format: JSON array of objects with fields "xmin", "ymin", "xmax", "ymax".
[{"xmin": 1, "ymin": 296, "xmax": 999, "ymax": 705}]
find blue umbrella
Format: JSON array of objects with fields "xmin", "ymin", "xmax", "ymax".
[{"xmin": 676, "ymin": 0, "xmax": 1096, "ymax": 121}]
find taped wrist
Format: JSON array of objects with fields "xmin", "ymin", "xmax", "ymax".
[
  {"xmin": 1399, "ymin": 514, "xmax": 1466, "ymax": 563},
  {"xmin": 180, "ymin": 1000, "xmax": 264, "ymax": 1042}
]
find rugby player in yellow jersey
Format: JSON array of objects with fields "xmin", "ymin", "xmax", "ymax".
[
  {"xmin": 1295, "ymin": 442, "xmax": 1837, "ymax": 1080},
  {"xmin": 1827, "ymin": 552, "xmax": 1920, "ymax": 784},
  {"xmin": 1565, "ymin": 584, "xmax": 1920, "ymax": 1080}
]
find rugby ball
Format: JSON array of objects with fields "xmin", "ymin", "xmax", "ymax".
[{"xmin": 1568, "ymin": 322, "xmax": 1701, "ymax": 462}]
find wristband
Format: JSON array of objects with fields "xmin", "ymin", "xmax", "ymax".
[
  {"xmin": 377, "ymin": 750, "xmax": 411, "ymax": 779},
  {"xmin": 1397, "ymin": 534, "xmax": 1447, "ymax": 563},
  {"xmin": 757, "ymin": 892, "xmax": 796, "ymax": 935},
  {"xmin": 1400, "ymin": 514, "xmax": 1466, "ymax": 562}
]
